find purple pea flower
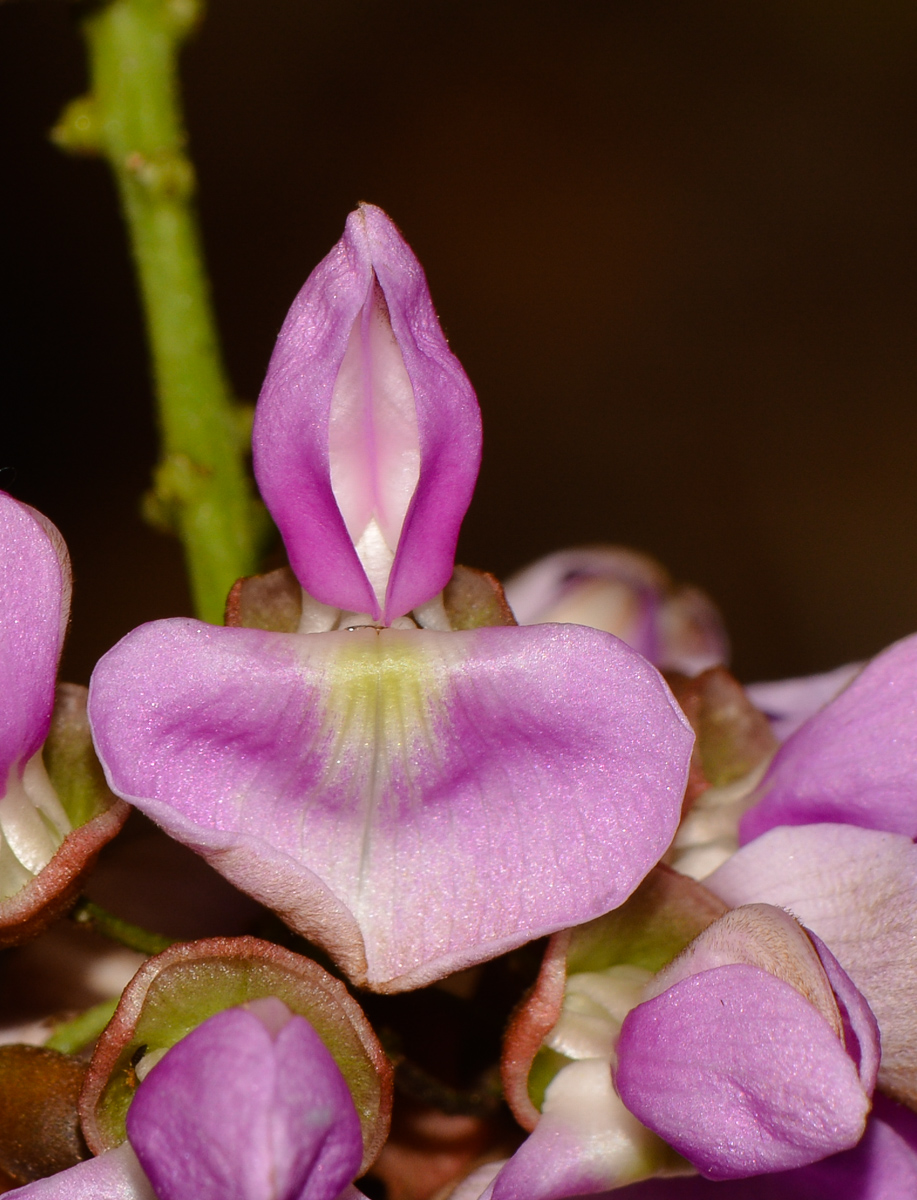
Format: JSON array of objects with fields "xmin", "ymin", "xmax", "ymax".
[
  {"xmin": 477, "ymin": 902, "xmax": 877, "ymax": 1200},
  {"xmin": 614, "ymin": 907, "xmax": 877, "ymax": 1179},
  {"xmin": 504, "ymin": 546, "xmax": 728, "ymax": 677},
  {"xmin": 7, "ymin": 998, "xmax": 365, "ymax": 1200},
  {"xmin": 706, "ymin": 823, "xmax": 917, "ymax": 1108},
  {"xmin": 88, "ymin": 206, "xmax": 694, "ymax": 992},
  {"xmin": 692, "ymin": 632, "xmax": 917, "ymax": 1104}
]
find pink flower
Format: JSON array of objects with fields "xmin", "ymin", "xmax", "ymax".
[
  {"xmin": 8, "ymin": 1000, "xmax": 364, "ymax": 1200},
  {"xmin": 88, "ymin": 208, "xmax": 694, "ymax": 992}
]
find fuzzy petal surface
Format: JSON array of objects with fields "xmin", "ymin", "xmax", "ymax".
[
  {"xmin": 741, "ymin": 633, "xmax": 917, "ymax": 841},
  {"xmin": 88, "ymin": 620, "xmax": 692, "ymax": 991},
  {"xmin": 126, "ymin": 1005, "xmax": 362, "ymax": 1200},
  {"xmin": 458, "ymin": 1099, "xmax": 917, "ymax": 1200},
  {"xmin": 5, "ymin": 1143, "xmax": 156, "ymax": 1200},
  {"xmin": 253, "ymin": 205, "xmax": 480, "ymax": 622},
  {"xmin": 707, "ymin": 823, "xmax": 917, "ymax": 1104},
  {"xmin": 615, "ymin": 964, "xmax": 870, "ymax": 1179},
  {"xmin": 593, "ymin": 1096, "xmax": 917, "ymax": 1199},
  {"xmin": 0, "ymin": 493, "xmax": 70, "ymax": 788}
]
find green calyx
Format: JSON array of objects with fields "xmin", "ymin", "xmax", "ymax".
[
  {"xmin": 525, "ymin": 866, "xmax": 728, "ymax": 1114},
  {"xmin": 43, "ymin": 685, "xmax": 118, "ymax": 831},
  {"xmin": 224, "ymin": 562, "xmax": 519, "ymax": 635},
  {"xmin": 83, "ymin": 939, "xmax": 392, "ymax": 1175}
]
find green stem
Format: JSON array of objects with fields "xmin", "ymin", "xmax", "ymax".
[
  {"xmin": 45, "ymin": 997, "xmax": 121, "ymax": 1055},
  {"xmin": 70, "ymin": 896, "xmax": 175, "ymax": 956},
  {"xmin": 53, "ymin": 0, "xmax": 264, "ymax": 622}
]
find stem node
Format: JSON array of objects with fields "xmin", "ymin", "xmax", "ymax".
[{"xmin": 61, "ymin": 0, "xmax": 263, "ymax": 622}]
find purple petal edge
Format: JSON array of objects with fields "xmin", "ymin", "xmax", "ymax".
[
  {"xmin": 5, "ymin": 1143, "xmax": 155, "ymax": 1200},
  {"xmin": 578, "ymin": 1095, "xmax": 917, "ymax": 1199},
  {"xmin": 252, "ymin": 206, "xmax": 481, "ymax": 621},
  {"xmin": 0, "ymin": 492, "xmax": 70, "ymax": 786},
  {"xmin": 363, "ymin": 206, "xmax": 482, "ymax": 623},
  {"xmin": 615, "ymin": 964, "xmax": 870, "ymax": 1179},
  {"xmin": 807, "ymin": 931, "xmax": 880, "ymax": 1095},
  {"xmin": 253, "ymin": 209, "xmax": 378, "ymax": 617}
]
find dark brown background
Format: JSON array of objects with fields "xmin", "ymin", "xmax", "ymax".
[{"xmin": 4, "ymin": 0, "xmax": 917, "ymax": 684}]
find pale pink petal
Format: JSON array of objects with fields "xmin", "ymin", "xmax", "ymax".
[
  {"xmin": 5, "ymin": 1142, "xmax": 156, "ymax": 1200},
  {"xmin": 706, "ymin": 822, "xmax": 917, "ymax": 1104},
  {"xmin": 448, "ymin": 1162, "xmax": 505, "ymax": 1200},
  {"xmin": 88, "ymin": 620, "xmax": 692, "ymax": 992},
  {"xmin": 488, "ymin": 1059, "xmax": 678, "ymax": 1200},
  {"xmin": 504, "ymin": 547, "xmax": 728, "ymax": 675}
]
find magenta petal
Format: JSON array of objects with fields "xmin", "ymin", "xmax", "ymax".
[
  {"xmin": 126, "ymin": 1004, "xmax": 362, "ymax": 1200},
  {"xmin": 706, "ymin": 823, "xmax": 917, "ymax": 1103},
  {"xmin": 0, "ymin": 493, "xmax": 70, "ymax": 787},
  {"xmin": 253, "ymin": 209, "xmax": 378, "ymax": 617},
  {"xmin": 364, "ymin": 206, "xmax": 482, "ymax": 623},
  {"xmin": 88, "ymin": 619, "xmax": 692, "ymax": 990},
  {"xmin": 807, "ymin": 932, "xmax": 880, "ymax": 1095},
  {"xmin": 743, "ymin": 662, "xmax": 862, "ymax": 743},
  {"xmin": 741, "ymin": 633, "xmax": 917, "ymax": 841},
  {"xmin": 5, "ymin": 1143, "xmax": 156, "ymax": 1200},
  {"xmin": 615, "ymin": 964, "xmax": 870, "ymax": 1179},
  {"xmin": 253, "ymin": 205, "xmax": 481, "ymax": 621}
]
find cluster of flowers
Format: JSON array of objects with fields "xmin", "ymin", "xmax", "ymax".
[{"xmin": 3, "ymin": 205, "xmax": 916, "ymax": 1200}]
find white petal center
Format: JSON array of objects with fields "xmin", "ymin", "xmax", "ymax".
[
  {"xmin": 328, "ymin": 280, "xmax": 420, "ymax": 605},
  {"xmin": 0, "ymin": 750, "xmax": 72, "ymax": 898}
]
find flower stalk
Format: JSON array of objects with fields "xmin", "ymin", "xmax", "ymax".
[
  {"xmin": 69, "ymin": 897, "xmax": 174, "ymax": 958},
  {"xmin": 45, "ymin": 998, "xmax": 120, "ymax": 1056},
  {"xmin": 52, "ymin": 0, "xmax": 263, "ymax": 623}
]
